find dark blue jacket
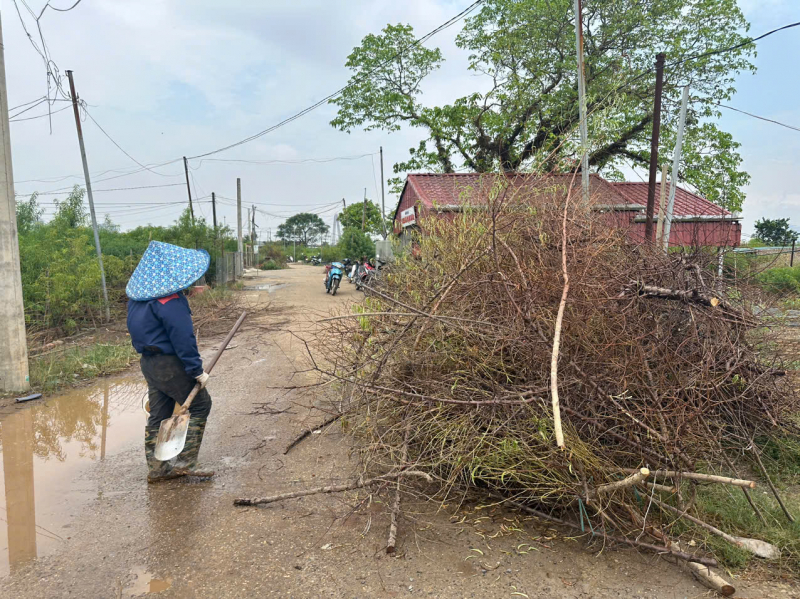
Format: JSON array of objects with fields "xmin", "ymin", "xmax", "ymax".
[{"xmin": 127, "ymin": 292, "xmax": 204, "ymax": 378}]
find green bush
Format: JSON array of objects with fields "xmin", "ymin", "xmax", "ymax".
[
  {"xmin": 260, "ymin": 259, "xmax": 285, "ymax": 270},
  {"xmin": 17, "ymin": 187, "xmax": 237, "ymax": 333},
  {"xmin": 756, "ymin": 267, "xmax": 800, "ymax": 294}
]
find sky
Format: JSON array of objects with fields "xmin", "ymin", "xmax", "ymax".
[{"xmin": 3, "ymin": 0, "xmax": 799, "ymax": 240}]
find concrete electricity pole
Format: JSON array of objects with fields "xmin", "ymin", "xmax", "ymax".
[
  {"xmin": 573, "ymin": 0, "xmax": 589, "ymax": 205},
  {"xmin": 236, "ymin": 178, "xmax": 243, "ymax": 276},
  {"xmin": 183, "ymin": 156, "xmax": 194, "ymax": 223},
  {"xmin": 211, "ymin": 192, "xmax": 217, "ymax": 231},
  {"xmin": 380, "ymin": 146, "xmax": 388, "ymax": 239},
  {"xmin": 0, "ymin": 13, "xmax": 30, "ymax": 392},
  {"xmin": 362, "ymin": 187, "xmax": 367, "ymax": 232},
  {"xmin": 662, "ymin": 85, "xmax": 690, "ymax": 252},
  {"xmin": 66, "ymin": 70, "xmax": 110, "ymax": 322}
]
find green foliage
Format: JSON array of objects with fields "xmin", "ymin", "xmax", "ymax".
[
  {"xmin": 755, "ymin": 267, "xmax": 800, "ymax": 294},
  {"xmin": 276, "ymin": 212, "xmax": 330, "ymax": 244},
  {"xmin": 319, "ymin": 244, "xmax": 341, "ymax": 263},
  {"xmin": 338, "ymin": 200, "xmax": 389, "ymax": 236},
  {"xmin": 338, "ymin": 227, "xmax": 375, "ymax": 260},
  {"xmin": 29, "ymin": 342, "xmax": 139, "ymax": 393},
  {"xmin": 754, "ymin": 218, "xmax": 799, "ymax": 246},
  {"xmin": 332, "ymin": 0, "xmax": 755, "ymax": 211},
  {"xmin": 260, "ymin": 260, "xmax": 285, "ymax": 270},
  {"xmin": 17, "ymin": 192, "xmax": 235, "ymax": 333},
  {"xmin": 16, "ymin": 192, "xmax": 43, "ymax": 235}
]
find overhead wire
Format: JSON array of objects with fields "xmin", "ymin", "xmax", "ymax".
[
  {"xmin": 715, "ymin": 103, "xmax": 800, "ymax": 134},
  {"xmin": 185, "ymin": 0, "xmax": 486, "ymax": 160},
  {"xmin": 82, "ymin": 108, "xmax": 178, "ymax": 177}
]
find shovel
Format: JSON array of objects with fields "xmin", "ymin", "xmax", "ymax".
[{"xmin": 154, "ymin": 311, "xmax": 247, "ymax": 461}]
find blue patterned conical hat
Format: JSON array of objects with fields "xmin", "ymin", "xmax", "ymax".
[{"xmin": 126, "ymin": 241, "xmax": 210, "ymax": 301}]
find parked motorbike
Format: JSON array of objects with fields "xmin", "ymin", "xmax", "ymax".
[
  {"xmin": 355, "ymin": 261, "xmax": 376, "ymax": 291},
  {"xmin": 311, "ymin": 255, "xmax": 322, "ymax": 266},
  {"xmin": 325, "ymin": 262, "xmax": 344, "ymax": 295}
]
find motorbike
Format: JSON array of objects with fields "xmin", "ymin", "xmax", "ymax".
[
  {"xmin": 355, "ymin": 261, "xmax": 376, "ymax": 291},
  {"xmin": 325, "ymin": 261, "xmax": 344, "ymax": 295},
  {"xmin": 311, "ymin": 255, "xmax": 322, "ymax": 266}
]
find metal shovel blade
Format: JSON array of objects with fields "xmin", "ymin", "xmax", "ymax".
[{"xmin": 154, "ymin": 412, "xmax": 191, "ymax": 461}]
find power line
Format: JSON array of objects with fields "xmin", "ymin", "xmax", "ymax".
[
  {"xmin": 83, "ymin": 108, "xmax": 177, "ymax": 177},
  {"xmin": 715, "ymin": 103, "xmax": 800, "ymax": 134},
  {"xmin": 668, "ymin": 21, "xmax": 800, "ymax": 69},
  {"xmin": 17, "ymin": 182, "xmax": 186, "ymax": 196},
  {"xmin": 185, "ymin": 0, "xmax": 486, "ymax": 160},
  {"xmin": 10, "ymin": 103, "xmax": 72, "ymax": 122},
  {"xmin": 195, "ymin": 153, "xmax": 377, "ymax": 167}
]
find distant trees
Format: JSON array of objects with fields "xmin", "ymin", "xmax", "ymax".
[
  {"xmin": 277, "ymin": 213, "xmax": 330, "ymax": 245},
  {"xmin": 753, "ymin": 218, "xmax": 799, "ymax": 246},
  {"xmin": 338, "ymin": 228, "xmax": 376, "ymax": 260}
]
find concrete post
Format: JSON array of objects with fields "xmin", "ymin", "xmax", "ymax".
[{"xmin": 0, "ymin": 13, "xmax": 30, "ymax": 392}]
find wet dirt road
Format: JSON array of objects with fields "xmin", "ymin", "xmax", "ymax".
[{"xmin": 0, "ymin": 265, "xmax": 796, "ymax": 598}]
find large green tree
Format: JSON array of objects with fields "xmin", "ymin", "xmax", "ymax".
[
  {"xmin": 338, "ymin": 200, "xmax": 389, "ymax": 236},
  {"xmin": 331, "ymin": 0, "xmax": 754, "ymax": 211},
  {"xmin": 276, "ymin": 212, "xmax": 330, "ymax": 245},
  {"xmin": 754, "ymin": 218, "xmax": 799, "ymax": 246}
]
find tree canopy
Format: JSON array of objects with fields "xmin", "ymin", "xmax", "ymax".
[
  {"xmin": 331, "ymin": 0, "xmax": 755, "ymax": 211},
  {"xmin": 276, "ymin": 212, "xmax": 330, "ymax": 245},
  {"xmin": 754, "ymin": 218, "xmax": 799, "ymax": 246},
  {"xmin": 339, "ymin": 227, "xmax": 376, "ymax": 260},
  {"xmin": 338, "ymin": 200, "xmax": 389, "ymax": 236}
]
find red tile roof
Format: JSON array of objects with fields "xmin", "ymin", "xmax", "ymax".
[
  {"xmin": 404, "ymin": 172, "xmax": 634, "ymax": 211},
  {"xmin": 610, "ymin": 182, "xmax": 731, "ymax": 217},
  {"xmin": 400, "ymin": 174, "xmax": 730, "ymax": 219}
]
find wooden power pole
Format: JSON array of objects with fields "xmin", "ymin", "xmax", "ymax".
[
  {"xmin": 644, "ymin": 52, "xmax": 666, "ymax": 243},
  {"xmin": 66, "ymin": 70, "xmax": 110, "ymax": 322},
  {"xmin": 573, "ymin": 0, "xmax": 589, "ymax": 205}
]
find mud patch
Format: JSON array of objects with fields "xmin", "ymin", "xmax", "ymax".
[
  {"xmin": 0, "ymin": 378, "xmax": 147, "ymax": 576},
  {"xmin": 122, "ymin": 566, "xmax": 172, "ymax": 596}
]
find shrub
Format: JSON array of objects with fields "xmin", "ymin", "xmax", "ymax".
[{"xmin": 756, "ymin": 267, "xmax": 800, "ymax": 294}]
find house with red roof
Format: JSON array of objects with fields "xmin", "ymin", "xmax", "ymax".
[{"xmin": 393, "ymin": 173, "xmax": 741, "ymax": 248}]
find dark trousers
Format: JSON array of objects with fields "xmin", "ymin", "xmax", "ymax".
[{"xmin": 140, "ymin": 354, "xmax": 212, "ymax": 427}]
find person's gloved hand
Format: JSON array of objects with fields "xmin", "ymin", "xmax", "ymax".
[{"xmin": 195, "ymin": 371, "xmax": 210, "ymax": 389}]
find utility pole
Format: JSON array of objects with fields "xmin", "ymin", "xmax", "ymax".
[
  {"xmin": 236, "ymin": 178, "xmax": 243, "ymax": 276},
  {"xmin": 66, "ymin": 70, "xmax": 110, "ymax": 322},
  {"xmin": 655, "ymin": 164, "xmax": 668, "ymax": 244},
  {"xmin": 0, "ymin": 13, "xmax": 30, "ymax": 392},
  {"xmin": 573, "ymin": 0, "xmax": 589, "ymax": 205},
  {"xmin": 380, "ymin": 146, "xmax": 388, "ymax": 238},
  {"xmin": 182, "ymin": 156, "xmax": 194, "ymax": 223},
  {"xmin": 211, "ymin": 192, "xmax": 217, "ymax": 231},
  {"xmin": 251, "ymin": 204, "xmax": 256, "ymax": 245},
  {"xmin": 362, "ymin": 187, "xmax": 367, "ymax": 232},
  {"xmin": 644, "ymin": 52, "xmax": 666, "ymax": 243},
  {"xmin": 662, "ymin": 85, "xmax": 689, "ymax": 252}
]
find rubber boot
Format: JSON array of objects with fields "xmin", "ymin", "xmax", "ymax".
[
  {"xmin": 145, "ymin": 426, "xmax": 184, "ymax": 483},
  {"xmin": 173, "ymin": 416, "xmax": 214, "ymax": 478}
]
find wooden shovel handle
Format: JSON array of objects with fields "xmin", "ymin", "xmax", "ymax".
[{"xmin": 180, "ymin": 311, "xmax": 247, "ymax": 414}]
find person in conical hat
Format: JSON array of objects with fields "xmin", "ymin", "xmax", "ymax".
[{"xmin": 126, "ymin": 241, "xmax": 213, "ymax": 483}]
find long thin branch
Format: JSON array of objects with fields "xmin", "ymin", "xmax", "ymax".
[
  {"xmin": 233, "ymin": 471, "xmax": 432, "ymax": 506},
  {"xmin": 550, "ymin": 173, "xmax": 577, "ymax": 449}
]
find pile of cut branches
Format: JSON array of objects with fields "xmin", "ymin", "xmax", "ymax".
[{"xmin": 242, "ymin": 174, "xmax": 800, "ymax": 592}]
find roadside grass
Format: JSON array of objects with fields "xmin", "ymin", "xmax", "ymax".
[
  {"xmin": 681, "ymin": 436, "xmax": 800, "ymax": 575},
  {"xmin": 29, "ymin": 342, "xmax": 139, "ymax": 393}
]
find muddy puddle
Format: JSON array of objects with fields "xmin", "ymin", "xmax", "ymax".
[
  {"xmin": 0, "ymin": 378, "xmax": 147, "ymax": 577},
  {"xmin": 243, "ymin": 282, "xmax": 288, "ymax": 293}
]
